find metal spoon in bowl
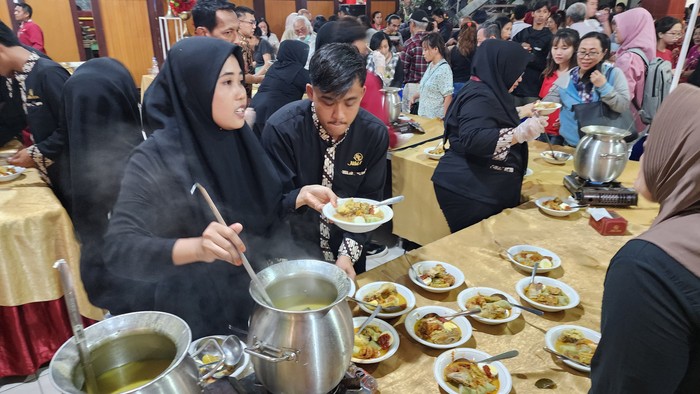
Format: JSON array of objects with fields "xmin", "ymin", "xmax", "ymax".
[
  {"xmin": 221, "ymin": 335, "xmax": 244, "ymax": 368},
  {"xmin": 493, "ymin": 240, "xmax": 516, "ymax": 262},
  {"xmin": 543, "ymin": 347, "xmax": 590, "ymax": 369},
  {"xmin": 347, "ymin": 296, "xmax": 405, "ymax": 313},
  {"xmin": 491, "ymin": 292, "xmax": 545, "ymax": 316},
  {"xmin": 440, "ymin": 307, "xmax": 482, "ymax": 322},
  {"xmin": 475, "ymin": 349, "xmax": 520, "ymax": 364},
  {"xmin": 356, "ymin": 304, "xmax": 383, "ymax": 334}
]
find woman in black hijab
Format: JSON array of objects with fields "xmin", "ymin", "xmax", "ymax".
[
  {"xmin": 104, "ymin": 37, "xmax": 298, "ymax": 337},
  {"xmin": 431, "ymin": 40, "xmax": 547, "ymax": 232},
  {"xmin": 250, "ymin": 39, "xmax": 309, "ymax": 138},
  {"xmin": 64, "ymin": 58, "xmax": 154, "ymax": 314}
]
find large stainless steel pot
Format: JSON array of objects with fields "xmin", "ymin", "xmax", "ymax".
[
  {"xmin": 50, "ymin": 311, "xmax": 205, "ymax": 394},
  {"xmin": 246, "ymin": 260, "xmax": 353, "ymax": 394},
  {"xmin": 381, "ymin": 87, "xmax": 402, "ymax": 122},
  {"xmin": 574, "ymin": 125, "xmax": 631, "ymax": 182}
]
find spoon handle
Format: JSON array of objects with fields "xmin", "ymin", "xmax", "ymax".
[
  {"xmin": 476, "ymin": 350, "xmax": 519, "ymax": 364},
  {"xmin": 376, "ymin": 195, "xmax": 405, "ymax": 206},
  {"xmin": 543, "ymin": 347, "xmax": 589, "ymax": 368},
  {"xmin": 510, "ymin": 303, "xmax": 545, "ymax": 316},
  {"xmin": 357, "ymin": 305, "xmax": 383, "ymax": 334},
  {"xmin": 444, "ymin": 308, "xmax": 481, "ymax": 321}
]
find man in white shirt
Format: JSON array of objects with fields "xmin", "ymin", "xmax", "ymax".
[
  {"xmin": 510, "ymin": 5, "xmax": 531, "ymax": 39},
  {"xmin": 567, "ymin": 2, "xmax": 598, "ymax": 37}
]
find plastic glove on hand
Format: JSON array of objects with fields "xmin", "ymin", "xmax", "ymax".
[{"xmin": 513, "ymin": 117, "xmax": 546, "ymax": 144}]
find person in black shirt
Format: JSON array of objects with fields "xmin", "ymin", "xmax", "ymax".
[
  {"xmin": 511, "ymin": 1, "xmax": 553, "ymax": 106},
  {"xmin": 449, "ymin": 21, "xmax": 477, "ymax": 95},
  {"xmin": 262, "ymin": 43, "xmax": 389, "ymax": 279},
  {"xmin": 431, "ymin": 8, "xmax": 453, "ymax": 44}
]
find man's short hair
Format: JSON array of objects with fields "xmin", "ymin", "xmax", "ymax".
[
  {"xmin": 0, "ymin": 21, "xmax": 20, "ymax": 47},
  {"xmin": 478, "ymin": 22, "xmax": 500, "ymax": 40},
  {"xmin": 234, "ymin": 5, "xmax": 255, "ymax": 19},
  {"xmin": 315, "ymin": 18, "xmax": 367, "ymax": 51},
  {"xmin": 16, "ymin": 3, "xmax": 33, "ymax": 18},
  {"xmin": 192, "ymin": 0, "xmax": 236, "ymax": 32},
  {"xmin": 309, "ymin": 43, "xmax": 367, "ymax": 98},
  {"xmin": 532, "ymin": 1, "xmax": 550, "ymax": 12},
  {"xmin": 432, "ymin": 8, "xmax": 445, "ymax": 18},
  {"xmin": 386, "ymin": 14, "xmax": 401, "ymax": 24},
  {"xmin": 566, "ymin": 3, "xmax": 587, "ymax": 23},
  {"xmin": 513, "ymin": 5, "xmax": 528, "ymax": 20}
]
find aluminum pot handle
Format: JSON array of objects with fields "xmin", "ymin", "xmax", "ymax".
[
  {"xmin": 244, "ymin": 337, "xmax": 299, "ymax": 363},
  {"xmin": 599, "ymin": 153, "xmax": 627, "ymax": 159},
  {"xmin": 190, "ymin": 337, "xmax": 226, "ymax": 382}
]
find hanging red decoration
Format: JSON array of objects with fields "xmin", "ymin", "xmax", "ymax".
[{"xmin": 169, "ymin": 0, "xmax": 196, "ymax": 16}]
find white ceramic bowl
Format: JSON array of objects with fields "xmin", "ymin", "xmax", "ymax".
[
  {"xmin": 0, "ymin": 165, "xmax": 25, "ymax": 182},
  {"xmin": 355, "ymin": 281, "xmax": 416, "ymax": 318},
  {"xmin": 404, "ymin": 306, "xmax": 472, "ymax": 349},
  {"xmin": 347, "ymin": 278, "xmax": 357, "ymax": 297},
  {"xmin": 423, "ymin": 146, "xmax": 444, "ymax": 160},
  {"xmin": 534, "ymin": 196, "xmax": 580, "ymax": 217},
  {"xmin": 351, "ymin": 317, "xmax": 400, "ymax": 364},
  {"xmin": 322, "ymin": 198, "xmax": 393, "ymax": 234},
  {"xmin": 433, "ymin": 348, "xmax": 513, "ymax": 394},
  {"xmin": 533, "ymin": 101, "xmax": 562, "ymax": 116},
  {"xmin": 0, "ymin": 148, "xmax": 18, "ymax": 159},
  {"xmin": 506, "ymin": 245, "xmax": 561, "ymax": 273},
  {"xmin": 540, "ymin": 150, "xmax": 572, "ymax": 165},
  {"xmin": 188, "ymin": 335, "xmax": 250, "ymax": 379},
  {"xmin": 409, "ymin": 261, "xmax": 465, "ymax": 293},
  {"xmin": 525, "ymin": 168, "xmax": 534, "ymax": 177},
  {"xmin": 515, "ymin": 277, "xmax": 580, "ymax": 312},
  {"xmin": 544, "ymin": 325, "xmax": 600, "ymax": 373},
  {"xmin": 456, "ymin": 287, "xmax": 522, "ymax": 325}
]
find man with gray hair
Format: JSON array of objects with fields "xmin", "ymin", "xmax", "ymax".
[
  {"xmin": 476, "ymin": 23, "xmax": 500, "ymax": 46},
  {"xmin": 293, "ymin": 15, "xmax": 316, "ymax": 68},
  {"xmin": 399, "ymin": 9, "xmax": 431, "ymax": 113},
  {"xmin": 566, "ymin": 2, "xmax": 598, "ymax": 37}
]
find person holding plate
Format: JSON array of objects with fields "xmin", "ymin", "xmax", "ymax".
[{"xmin": 261, "ymin": 43, "xmax": 389, "ymax": 279}]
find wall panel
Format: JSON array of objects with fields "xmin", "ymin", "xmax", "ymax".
[
  {"xmin": 370, "ymin": 0, "xmax": 397, "ymax": 24},
  {"xmin": 307, "ymin": 0, "xmax": 335, "ymax": 21},
  {"xmin": 264, "ymin": 0, "xmax": 296, "ymax": 38},
  {"xmin": 97, "ymin": 0, "xmax": 154, "ymax": 84},
  {"xmin": 0, "ymin": 2, "xmax": 11, "ymax": 27},
  {"xmin": 17, "ymin": 0, "xmax": 81, "ymax": 61}
]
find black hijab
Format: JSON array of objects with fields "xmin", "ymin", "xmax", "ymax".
[
  {"xmin": 266, "ymin": 39, "xmax": 309, "ymax": 83},
  {"xmin": 156, "ymin": 36, "xmax": 282, "ymax": 236},
  {"xmin": 471, "ymin": 39, "xmax": 530, "ymax": 125},
  {"xmin": 64, "ymin": 58, "xmax": 153, "ymax": 313}
]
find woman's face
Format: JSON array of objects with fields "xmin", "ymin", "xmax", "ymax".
[
  {"xmin": 694, "ymin": 27, "xmax": 700, "ymax": 45},
  {"xmin": 374, "ymin": 13, "xmax": 383, "ymax": 25},
  {"xmin": 577, "ymin": 37, "xmax": 605, "ymax": 72},
  {"xmin": 422, "ymin": 43, "xmax": 438, "ymax": 62},
  {"xmin": 551, "ymin": 38, "xmax": 574, "ymax": 66},
  {"xmin": 660, "ymin": 23, "xmax": 683, "ymax": 46},
  {"xmin": 546, "ymin": 17, "xmax": 557, "ymax": 34},
  {"xmin": 212, "ymin": 56, "xmax": 247, "ymax": 130},
  {"xmin": 258, "ymin": 20, "xmax": 268, "ymax": 34},
  {"xmin": 501, "ymin": 22, "xmax": 513, "ymax": 40},
  {"xmin": 379, "ymin": 39, "xmax": 390, "ymax": 57}
]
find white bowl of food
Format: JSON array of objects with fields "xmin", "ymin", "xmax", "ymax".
[
  {"xmin": 0, "ymin": 148, "xmax": 18, "ymax": 159},
  {"xmin": 506, "ymin": 245, "xmax": 561, "ymax": 273},
  {"xmin": 434, "ymin": 348, "xmax": 513, "ymax": 394},
  {"xmin": 0, "ymin": 165, "xmax": 25, "ymax": 182},
  {"xmin": 544, "ymin": 325, "xmax": 600, "ymax": 373},
  {"xmin": 515, "ymin": 276, "xmax": 580, "ymax": 312},
  {"xmin": 533, "ymin": 101, "xmax": 562, "ymax": 116},
  {"xmin": 457, "ymin": 287, "xmax": 521, "ymax": 325},
  {"xmin": 535, "ymin": 196, "xmax": 579, "ymax": 217},
  {"xmin": 322, "ymin": 198, "xmax": 393, "ymax": 234},
  {"xmin": 188, "ymin": 335, "xmax": 250, "ymax": 380},
  {"xmin": 354, "ymin": 281, "xmax": 416, "ymax": 318},
  {"xmin": 404, "ymin": 306, "xmax": 472, "ymax": 349},
  {"xmin": 351, "ymin": 316, "xmax": 400, "ymax": 364},
  {"xmin": 540, "ymin": 150, "xmax": 572, "ymax": 165},
  {"xmin": 423, "ymin": 146, "xmax": 445, "ymax": 160},
  {"xmin": 409, "ymin": 261, "xmax": 465, "ymax": 293}
]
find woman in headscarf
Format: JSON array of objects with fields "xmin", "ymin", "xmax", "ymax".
[
  {"xmin": 613, "ymin": 7, "xmax": 656, "ymax": 133},
  {"xmin": 589, "ymin": 82, "xmax": 700, "ymax": 393},
  {"xmin": 64, "ymin": 58, "xmax": 154, "ymax": 314},
  {"xmin": 431, "ymin": 40, "xmax": 547, "ymax": 233},
  {"xmin": 250, "ymin": 39, "xmax": 310, "ymax": 138},
  {"xmin": 104, "ymin": 37, "xmax": 327, "ymax": 337}
]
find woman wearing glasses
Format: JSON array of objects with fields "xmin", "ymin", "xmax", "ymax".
[
  {"xmin": 612, "ymin": 7, "xmax": 656, "ymax": 133},
  {"xmin": 655, "ymin": 17, "xmax": 682, "ymax": 64},
  {"xmin": 543, "ymin": 32, "xmax": 630, "ymax": 146}
]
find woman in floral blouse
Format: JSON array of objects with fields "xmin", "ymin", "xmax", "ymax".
[{"xmin": 366, "ymin": 31, "xmax": 402, "ymax": 87}]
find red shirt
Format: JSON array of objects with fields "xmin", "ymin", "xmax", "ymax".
[
  {"xmin": 361, "ymin": 71, "xmax": 398, "ymax": 148},
  {"xmin": 18, "ymin": 20, "xmax": 45, "ymax": 54},
  {"xmin": 539, "ymin": 72, "xmax": 561, "ymax": 136},
  {"xmin": 657, "ymin": 49, "xmax": 673, "ymax": 63}
]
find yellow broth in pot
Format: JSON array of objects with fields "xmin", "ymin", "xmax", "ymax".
[{"xmin": 266, "ymin": 273, "xmax": 338, "ymax": 311}]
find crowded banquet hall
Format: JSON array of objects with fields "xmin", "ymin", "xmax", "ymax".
[{"xmin": 2, "ymin": 0, "xmax": 700, "ymax": 393}]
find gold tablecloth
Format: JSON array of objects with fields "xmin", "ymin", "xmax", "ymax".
[
  {"xmin": 391, "ymin": 139, "xmax": 653, "ymax": 246},
  {"xmin": 141, "ymin": 74, "xmax": 155, "ymax": 102},
  {"xmin": 358, "ymin": 172, "xmax": 658, "ymax": 393},
  {"xmin": 390, "ymin": 115, "xmax": 444, "ymax": 152},
  {"xmin": 0, "ymin": 141, "xmax": 103, "ymax": 320}
]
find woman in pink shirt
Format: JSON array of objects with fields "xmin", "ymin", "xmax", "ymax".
[{"xmin": 613, "ymin": 8, "xmax": 656, "ymax": 133}]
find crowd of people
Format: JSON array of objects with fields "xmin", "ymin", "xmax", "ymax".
[{"xmin": 1, "ymin": 0, "xmax": 699, "ymax": 390}]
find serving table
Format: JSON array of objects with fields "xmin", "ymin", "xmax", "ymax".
[
  {"xmin": 0, "ymin": 140, "xmax": 102, "ymax": 378},
  {"xmin": 357, "ymin": 142, "xmax": 658, "ymax": 393}
]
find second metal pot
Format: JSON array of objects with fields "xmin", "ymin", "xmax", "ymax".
[
  {"xmin": 381, "ymin": 87, "xmax": 402, "ymax": 123},
  {"xmin": 574, "ymin": 125, "xmax": 631, "ymax": 182}
]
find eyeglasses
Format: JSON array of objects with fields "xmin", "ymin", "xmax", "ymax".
[
  {"xmin": 239, "ymin": 20, "xmax": 256, "ymax": 26},
  {"xmin": 665, "ymin": 31, "xmax": 682, "ymax": 37},
  {"xmin": 577, "ymin": 51, "xmax": 601, "ymax": 58}
]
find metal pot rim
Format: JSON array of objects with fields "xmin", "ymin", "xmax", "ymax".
[{"xmin": 580, "ymin": 125, "xmax": 631, "ymax": 138}]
